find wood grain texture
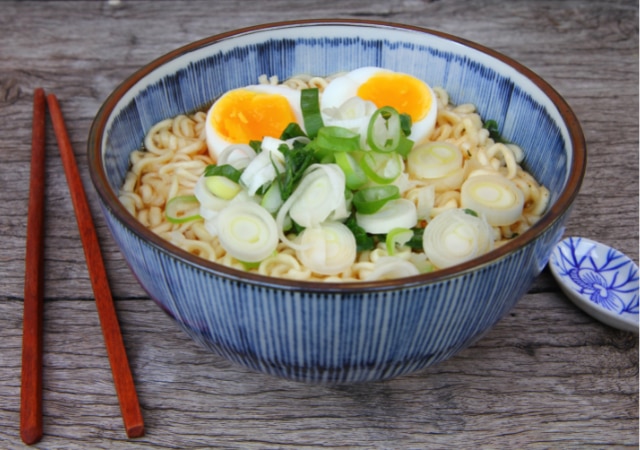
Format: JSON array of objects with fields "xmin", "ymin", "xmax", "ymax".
[{"xmin": 0, "ymin": 0, "xmax": 637, "ymax": 448}]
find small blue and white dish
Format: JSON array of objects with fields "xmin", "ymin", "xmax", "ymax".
[{"xmin": 549, "ymin": 236, "xmax": 639, "ymax": 333}]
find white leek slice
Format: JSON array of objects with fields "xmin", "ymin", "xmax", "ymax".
[
  {"xmin": 287, "ymin": 164, "xmax": 346, "ymax": 228},
  {"xmin": 407, "ymin": 184, "xmax": 435, "ymax": 220},
  {"xmin": 260, "ymin": 181, "xmax": 283, "ymax": 214},
  {"xmin": 261, "ymin": 136, "xmax": 289, "ymax": 153},
  {"xmin": 460, "ymin": 175, "xmax": 525, "ymax": 226},
  {"xmin": 423, "ymin": 208, "xmax": 494, "ymax": 269},
  {"xmin": 356, "ymin": 198, "xmax": 418, "ymax": 235},
  {"xmin": 364, "ymin": 257, "xmax": 420, "ymax": 281},
  {"xmin": 407, "ymin": 141, "xmax": 462, "ymax": 180},
  {"xmin": 322, "ymin": 97, "xmax": 377, "ymax": 148},
  {"xmin": 239, "ymin": 139, "xmax": 286, "ymax": 196},
  {"xmin": 195, "ymin": 175, "xmax": 230, "ymax": 212},
  {"xmin": 429, "ymin": 167, "xmax": 465, "ymax": 193},
  {"xmin": 275, "ymin": 164, "xmax": 347, "ymax": 250},
  {"xmin": 205, "ymin": 176, "xmax": 241, "ymax": 200},
  {"xmin": 408, "ymin": 252, "xmax": 435, "ymax": 274},
  {"xmin": 217, "ymin": 143, "xmax": 257, "ymax": 169},
  {"xmin": 196, "ymin": 175, "xmax": 256, "ymax": 236},
  {"xmin": 216, "ymin": 202, "xmax": 278, "ymax": 262},
  {"xmin": 323, "ymin": 97, "xmax": 377, "ymax": 129},
  {"xmin": 296, "ymin": 221, "xmax": 356, "ymax": 275}
]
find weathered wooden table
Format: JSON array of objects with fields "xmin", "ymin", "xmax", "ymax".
[{"xmin": 1, "ymin": 1, "xmax": 637, "ymax": 448}]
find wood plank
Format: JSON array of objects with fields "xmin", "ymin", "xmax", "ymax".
[
  {"xmin": 0, "ymin": 0, "xmax": 637, "ymax": 447},
  {"xmin": 1, "ymin": 292, "xmax": 637, "ymax": 447}
]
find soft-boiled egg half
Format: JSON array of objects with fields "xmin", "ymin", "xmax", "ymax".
[
  {"xmin": 321, "ymin": 67, "xmax": 438, "ymax": 145},
  {"xmin": 205, "ymin": 84, "xmax": 303, "ymax": 159}
]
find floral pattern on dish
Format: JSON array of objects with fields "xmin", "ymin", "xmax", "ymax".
[{"xmin": 550, "ymin": 236, "xmax": 639, "ymax": 332}]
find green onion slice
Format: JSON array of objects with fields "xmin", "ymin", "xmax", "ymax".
[
  {"xmin": 312, "ymin": 126, "xmax": 361, "ymax": 161},
  {"xmin": 359, "ymin": 151, "xmax": 403, "ymax": 185},
  {"xmin": 301, "ymin": 88, "xmax": 324, "ymax": 139},
  {"xmin": 205, "ymin": 176, "xmax": 242, "ymax": 200},
  {"xmin": 352, "ymin": 185, "xmax": 400, "ymax": 214},
  {"xmin": 334, "ymin": 151, "xmax": 368, "ymax": 190},
  {"xmin": 385, "ymin": 227, "xmax": 414, "ymax": 255},
  {"xmin": 280, "ymin": 122, "xmax": 307, "ymax": 140},
  {"xmin": 165, "ymin": 195, "xmax": 202, "ymax": 224},
  {"xmin": 367, "ymin": 106, "xmax": 403, "ymax": 153}
]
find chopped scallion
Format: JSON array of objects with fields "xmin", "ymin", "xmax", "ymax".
[
  {"xmin": 165, "ymin": 195, "xmax": 202, "ymax": 224},
  {"xmin": 204, "ymin": 164, "xmax": 242, "ymax": 182},
  {"xmin": 334, "ymin": 151, "xmax": 368, "ymax": 190},
  {"xmin": 367, "ymin": 106, "xmax": 402, "ymax": 153},
  {"xmin": 300, "ymin": 88, "xmax": 324, "ymax": 139},
  {"xmin": 352, "ymin": 185, "xmax": 400, "ymax": 214}
]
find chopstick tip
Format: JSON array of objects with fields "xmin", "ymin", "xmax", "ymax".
[
  {"xmin": 20, "ymin": 425, "xmax": 43, "ymax": 445},
  {"xmin": 126, "ymin": 423, "xmax": 145, "ymax": 439}
]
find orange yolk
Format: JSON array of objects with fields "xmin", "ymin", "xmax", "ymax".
[
  {"xmin": 211, "ymin": 89, "xmax": 296, "ymax": 143},
  {"xmin": 356, "ymin": 72, "xmax": 432, "ymax": 122}
]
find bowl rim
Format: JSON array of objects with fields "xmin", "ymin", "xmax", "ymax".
[{"xmin": 88, "ymin": 18, "xmax": 587, "ymax": 293}]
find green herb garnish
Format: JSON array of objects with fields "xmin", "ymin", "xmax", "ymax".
[
  {"xmin": 483, "ymin": 119, "xmax": 510, "ymax": 144},
  {"xmin": 204, "ymin": 164, "xmax": 242, "ymax": 182},
  {"xmin": 274, "ymin": 143, "xmax": 319, "ymax": 201},
  {"xmin": 345, "ymin": 215, "xmax": 376, "ymax": 252}
]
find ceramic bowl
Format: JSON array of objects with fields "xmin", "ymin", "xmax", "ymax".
[
  {"xmin": 88, "ymin": 20, "xmax": 586, "ymax": 383},
  {"xmin": 549, "ymin": 237, "xmax": 639, "ymax": 333}
]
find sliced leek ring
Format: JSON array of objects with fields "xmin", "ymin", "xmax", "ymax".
[
  {"xmin": 356, "ymin": 198, "xmax": 418, "ymax": 235},
  {"xmin": 296, "ymin": 221, "xmax": 356, "ymax": 275},
  {"xmin": 238, "ymin": 140, "xmax": 285, "ymax": 196},
  {"xmin": 287, "ymin": 163, "xmax": 346, "ymax": 228},
  {"xmin": 407, "ymin": 141, "xmax": 462, "ymax": 180},
  {"xmin": 364, "ymin": 256, "xmax": 420, "ymax": 281},
  {"xmin": 216, "ymin": 143, "xmax": 256, "ymax": 169},
  {"xmin": 194, "ymin": 175, "xmax": 229, "ymax": 211},
  {"xmin": 205, "ymin": 175, "xmax": 242, "ymax": 200},
  {"xmin": 460, "ymin": 175, "xmax": 525, "ymax": 226},
  {"xmin": 423, "ymin": 208, "xmax": 494, "ymax": 269},
  {"xmin": 165, "ymin": 195, "xmax": 201, "ymax": 224},
  {"xmin": 216, "ymin": 202, "xmax": 279, "ymax": 263}
]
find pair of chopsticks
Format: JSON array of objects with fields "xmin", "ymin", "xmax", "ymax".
[{"xmin": 20, "ymin": 88, "xmax": 144, "ymax": 444}]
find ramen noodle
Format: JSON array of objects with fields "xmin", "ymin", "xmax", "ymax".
[{"xmin": 119, "ymin": 68, "xmax": 550, "ymax": 281}]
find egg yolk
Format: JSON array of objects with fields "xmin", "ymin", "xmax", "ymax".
[
  {"xmin": 356, "ymin": 72, "xmax": 432, "ymax": 122},
  {"xmin": 211, "ymin": 89, "xmax": 296, "ymax": 143}
]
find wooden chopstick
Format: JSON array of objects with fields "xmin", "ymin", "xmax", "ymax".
[
  {"xmin": 20, "ymin": 87, "xmax": 47, "ymax": 445},
  {"xmin": 46, "ymin": 93, "xmax": 145, "ymax": 439}
]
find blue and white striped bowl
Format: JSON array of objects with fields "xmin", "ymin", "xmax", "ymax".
[{"xmin": 88, "ymin": 20, "xmax": 586, "ymax": 383}]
